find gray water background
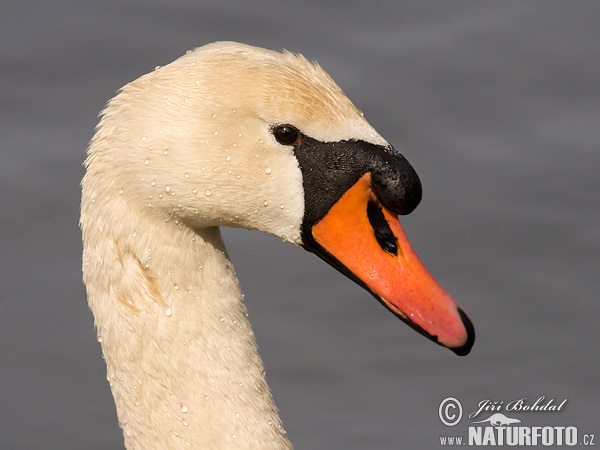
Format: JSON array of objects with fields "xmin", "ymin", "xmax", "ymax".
[{"xmin": 1, "ymin": 1, "xmax": 599, "ymax": 448}]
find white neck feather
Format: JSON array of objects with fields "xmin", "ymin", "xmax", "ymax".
[{"xmin": 82, "ymin": 197, "xmax": 292, "ymax": 449}]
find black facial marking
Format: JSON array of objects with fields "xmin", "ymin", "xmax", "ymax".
[
  {"xmin": 366, "ymin": 199, "xmax": 398, "ymax": 255},
  {"xmin": 292, "ymin": 134, "xmax": 422, "ymax": 246}
]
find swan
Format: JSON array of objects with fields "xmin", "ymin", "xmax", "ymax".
[{"xmin": 80, "ymin": 41, "xmax": 474, "ymax": 449}]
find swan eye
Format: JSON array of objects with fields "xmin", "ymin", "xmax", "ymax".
[{"xmin": 273, "ymin": 125, "xmax": 301, "ymax": 146}]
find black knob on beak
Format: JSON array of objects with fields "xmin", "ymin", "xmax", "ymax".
[{"xmin": 371, "ymin": 147, "xmax": 422, "ymax": 216}]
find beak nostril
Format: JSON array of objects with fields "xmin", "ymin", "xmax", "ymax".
[{"xmin": 366, "ymin": 199, "xmax": 399, "ymax": 256}]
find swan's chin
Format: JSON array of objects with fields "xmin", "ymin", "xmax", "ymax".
[{"xmin": 307, "ymin": 173, "xmax": 475, "ymax": 355}]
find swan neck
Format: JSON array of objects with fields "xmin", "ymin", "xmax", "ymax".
[{"xmin": 81, "ymin": 198, "xmax": 291, "ymax": 449}]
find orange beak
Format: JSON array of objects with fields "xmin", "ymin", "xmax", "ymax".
[{"xmin": 311, "ymin": 173, "xmax": 474, "ymax": 355}]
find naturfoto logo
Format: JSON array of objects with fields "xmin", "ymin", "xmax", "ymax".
[{"xmin": 438, "ymin": 396, "xmax": 595, "ymax": 447}]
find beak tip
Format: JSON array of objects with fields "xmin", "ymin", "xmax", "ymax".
[{"xmin": 449, "ymin": 307, "xmax": 475, "ymax": 356}]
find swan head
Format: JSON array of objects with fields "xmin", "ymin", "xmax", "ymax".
[{"xmin": 84, "ymin": 41, "xmax": 474, "ymax": 355}]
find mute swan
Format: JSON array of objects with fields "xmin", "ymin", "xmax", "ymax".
[{"xmin": 81, "ymin": 42, "xmax": 474, "ymax": 449}]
